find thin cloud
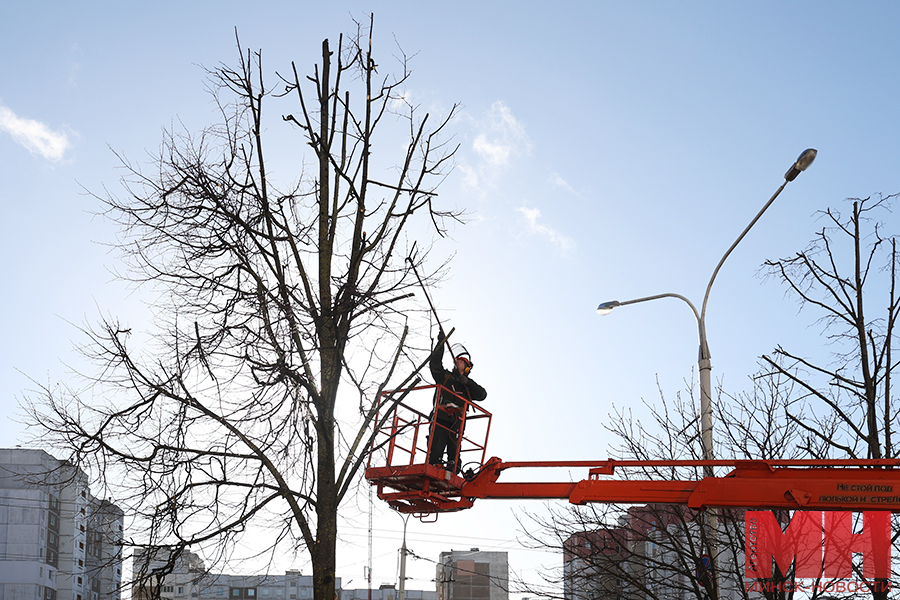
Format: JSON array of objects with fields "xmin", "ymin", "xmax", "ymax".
[
  {"xmin": 517, "ymin": 206, "xmax": 575, "ymax": 256},
  {"xmin": 473, "ymin": 135, "xmax": 511, "ymax": 166},
  {"xmin": 550, "ymin": 172, "xmax": 578, "ymax": 196},
  {"xmin": 463, "ymin": 101, "xmax": 531, "ymax": 190},
  {"xmin": 0, "ymin": 105, "xmax": 70, "ymax": 161}
]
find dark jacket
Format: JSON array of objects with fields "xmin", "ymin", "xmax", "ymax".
[{"xmin": 430, "ymin": 340, "xmax": 487, "ymax": 423}]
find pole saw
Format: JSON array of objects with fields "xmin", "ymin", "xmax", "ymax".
[{"xmin": 405, "ymin": 248, "xmax": 457, "ymax": 365}]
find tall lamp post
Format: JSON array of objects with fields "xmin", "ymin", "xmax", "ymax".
[
  {"xmin": 596, "ymin": 148, "xmax": 816, "ymax": 598},
  {"xmin": 596, "ymin": 148, "xmax": 816, "ymax": 471}
]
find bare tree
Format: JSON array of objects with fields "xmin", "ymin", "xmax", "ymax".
[
  {"xmin": 759, "ymin": 194, "xmax": 900, "ymax": 600},
  {"xmin": 25, "ymin": 17, "xmax": 460, "ymax": 600},
  {"xmin": 520, "ymin": 371, "xmax": 835, "ymax": 600},
  {"xmin": 761, "ymin": 195, "xmax": 900, "ymax": 462}
]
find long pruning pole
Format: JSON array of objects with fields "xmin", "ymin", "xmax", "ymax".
[{"xmin": 406, "ymin": 255, "xmax": 456, "ymax": 362}]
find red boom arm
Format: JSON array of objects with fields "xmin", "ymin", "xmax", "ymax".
[
  {"xmin": 364, "ymin": 385, "xmax": 900, "ymax": 516},
  {"xmin": 368, "ymin": 458, "xmax": 900, "ymax": 515}
]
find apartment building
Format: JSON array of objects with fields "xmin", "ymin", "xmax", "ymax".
[
  {"xmin": 436, "ymin": 549, "xmax": 508, "ymax": 600},
  {"xmin": 563, "ymin": 505, "xmax": 752, "ymax": 600},
  {"xmin": 0, "ymin": 448, "xmax": 124, "ymax": 600},
  {"xmin": 133, "ymin": 549, "xmax": 439, "ymax": 600},
  {"xmin": 132, "ymin": 551, "xmax": 336, "ymax": 600}
]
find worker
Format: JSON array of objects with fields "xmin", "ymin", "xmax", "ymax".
[{"xmin": 428, "ymin": 332, "xmax": 487, "ymax": 473}]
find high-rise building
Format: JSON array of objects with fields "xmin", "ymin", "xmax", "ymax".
[
  {"xmin": 563, "ymin": 529, "xmax": 627, "ymax": 600},
  {"xmin": 436, "ymin": 549, "xmax": 507, "ymax": 600},
  {"xmin": 563, "ymin": 505, "xmax": 751, "ymax": 600},
  {"xmin": 0, "ymin": 448, "xmax": 124, "ymax": 600}
]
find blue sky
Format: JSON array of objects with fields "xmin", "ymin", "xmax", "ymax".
[{"xmin": 3, "ymin": 1, "xmax": 900, "ymax": 595}]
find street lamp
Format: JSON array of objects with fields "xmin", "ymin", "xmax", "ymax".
[
  {"xmin": 596, "ymin": 148, "xmax": 816, "ymax": 469},
  {"xmin": 596, "ymin": 148, "xmax": 816, "ymax": 599}
]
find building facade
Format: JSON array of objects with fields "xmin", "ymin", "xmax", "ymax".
[
  {"xmin": 563, "ymin": 505, "xmax": 753, "ymax": 600},
  {"xmin": 436, "ymin": 549, "xmax": 507, "ymax": 600},
  {"xmin": 132, "ymin": 551, "xmax": 436, "ymax": 600},
  {"xmin": 0, "ymin": 448, "xmax": 124, "ymax": 600},
  {"xmin": 340, "ymin": 583, "xmax": 436, "ymax": 600},
  {"xmin": 563, "ymin": 529, "xmax": 627, "ymax": 600}
]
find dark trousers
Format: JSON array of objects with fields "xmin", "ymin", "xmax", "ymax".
[{"xmin": 428, "ymin": 414, "xmax": 461, "ymax": 472}]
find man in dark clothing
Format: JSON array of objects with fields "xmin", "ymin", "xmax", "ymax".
[{"xmin": 428, "ymin": 333, "xmax": 487, "ymax": 472}]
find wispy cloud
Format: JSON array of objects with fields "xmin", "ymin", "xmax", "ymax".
[
  {"xmin": 461, "ymin": 101, "xmax": 531, "ymax": 190},
  {"xmin": 0, "ymin": 105, "xmax": 70, "ymax": 161},
  {"xmin": 66, "ymin": 43, "xmax": 83, "ymax": 87},
  {"xmin": 549, "ymin": 172, "xmax": 578, "ymax": 196},
  {"xmin": 517, "ymin": 206, "xmax": 576, "ymax": 257}
]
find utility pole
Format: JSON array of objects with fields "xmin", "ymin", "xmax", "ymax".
[
  {"xmin": 398, "ymin": 516, "xmax": 409, "ymax": 600},
  {"xmin": 368, "ymin": 485, "xmax": 373, "ymax": 600}
]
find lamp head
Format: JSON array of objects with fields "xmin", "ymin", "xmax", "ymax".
[
  {"xmin": 596, "ymin": 301, "xmax": 620, "ymax": 316},
  {"xmin": 784, "ymin": 148, "xmax": 817, "ymax": 182}
]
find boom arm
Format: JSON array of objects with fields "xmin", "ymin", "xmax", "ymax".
[
  {"xmin": 370, "ymin": 457, "xmax": 900, "ymax": 515},
  {"xmin": 363, "ymin": 385, "xmax": 900, "ymax": 516}
]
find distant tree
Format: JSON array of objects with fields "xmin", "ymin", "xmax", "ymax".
[
  {"xmin": 25, "ymin": 17, "xmax": 460, "ymax": 600},
  {"xmin": 520, "ymin": 377, "xmax": 816, "ymax": 600},
  {"xmin": 760, "ymin": 194, "xmax": 900, "ymax": 600}
]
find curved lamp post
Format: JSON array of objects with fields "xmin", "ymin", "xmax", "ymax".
[
  {"xmin": 596, "ymin": 148, "xmax": 816, "ymax": 471},
  {"xmin": 595, "ymin": 149, "xmax": 816, "ymax": 599}
]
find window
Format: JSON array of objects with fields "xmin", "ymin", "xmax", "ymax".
[
  {"xmin": 179, "ymin": 588, "xmax": 185, "ymax": 595},
  {"xmin": 163, "ymin": 587, "xmax": 174, "ymax": 593},
  {"xmin": 233, "ymin": 591, "xmax": 241, "ymax": 598},
  {"xmin": 217, "ymin": 588, "xmax": 225, "ymax": 596},
  {"xmin": 248, "ymin": 591, "xmax": 255, "ymax": 598}
]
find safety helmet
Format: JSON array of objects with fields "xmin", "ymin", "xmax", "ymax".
[{"xmin": 451, "ymin": 344, "xmax": 473, "ymax": 369}]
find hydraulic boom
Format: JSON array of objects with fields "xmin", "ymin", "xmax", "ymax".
[{"xmin": 365, "ymin": 385, "xmax": 900, "ymax": 516}]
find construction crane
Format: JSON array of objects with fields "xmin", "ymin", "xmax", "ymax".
[{"xmin": 365, "ymin": 384, "xmax": 900, "ymax": 517}]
